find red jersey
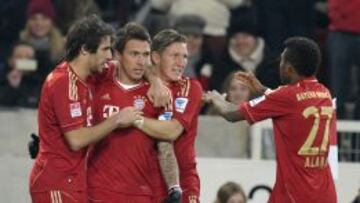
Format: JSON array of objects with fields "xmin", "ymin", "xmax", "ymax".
[
  {"xmin": 30, "ymin": 62, "xmax": 94, "ymax": 192},
  {"xmin": 152, "ymin": 77, "xmax": 203, "ymax": 200},
  {"xmin": 239, "ymin": 77, "xmax": 337, "ymax": 203},
  {"xmin": 88, "ymin": 78, "xmax": 160, "ymax": 197}
]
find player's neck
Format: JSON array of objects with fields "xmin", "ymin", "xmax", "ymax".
[
  {"xmin": 117, "ymin": 75, "xmax": 143, "ymax": 85},
  {"xmin": 68, "ymin": 58, "xmax": 90, "ymax": 81},
  {"xmin": 291, "ymin": 75, "xmax": 307, "ymax": 84},
  {"xmin": 117, "ymin": 68, "xmax": 143, "ymax": 85}
]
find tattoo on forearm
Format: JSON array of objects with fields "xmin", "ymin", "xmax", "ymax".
[{"xmin": 157, "ymin": 142, "xmax": 180, "ymax": 189}]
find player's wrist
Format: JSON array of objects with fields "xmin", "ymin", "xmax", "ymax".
[
  {"xmin": 168, "ymin": 185, "xmax": 182, "ymax": 194},
  {"xmin": 133, "ymin": 116, "xmax": 145, "ymax": 128}
]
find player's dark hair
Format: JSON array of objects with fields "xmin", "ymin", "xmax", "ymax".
[
  {"xmin": 114, "ymin": 22, "xmax": 151, "ymax": 53},
  {"xmin": 283, "ymin": 37, "xmax": 321, "ymax": 77},
  {"xmin": 151, "ymin": 29, "xmax": 187, "ymax": 54},
  {"xmin": 65, "ymin": 14, "xmax": 114, "ymax": 61}
]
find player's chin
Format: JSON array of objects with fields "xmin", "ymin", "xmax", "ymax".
[{"xmin": 97, "ymin": 63, "xmax": 107, "ymax": 72}]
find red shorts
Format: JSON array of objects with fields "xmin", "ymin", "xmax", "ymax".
[
  {"xmin": 88, "ymin": 188, "xmax": 152, "ymax": 203},
  {"xmin": 30, "ymin": 190, "xmax": 87, "ymax": 203}
]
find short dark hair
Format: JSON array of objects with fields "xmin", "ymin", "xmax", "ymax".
[
  {"xmin": 114, "ymin": 22, "xmax": 151, "ymax": 53},
  {"xmin": 65, "ymin": 14, "xmax": 114, "ymax": 61},
  {"xmin": 151, "ymin": 29, "xmax": 187, "ymax": 53},
  {"xmin": 283, "ymin": 37, "xmax": 321, "ymax": 77}
]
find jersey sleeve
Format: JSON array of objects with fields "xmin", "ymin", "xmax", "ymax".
[
  {"xmin": 51, "ymin": 77, "xmax": 86, "ymax": 133},
  {"xmin": 239, "ymin": 86, "xmax": 292, "ymax": 124},
  {"xmin": 172, "ymin": 79, "xmax": 203, "ymax": 132}
]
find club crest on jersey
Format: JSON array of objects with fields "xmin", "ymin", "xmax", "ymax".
[
  {"xmin": 249, "ymin": 95, "xmax": 265, "ymax": 107},
  {"xmin": 70, "ymin": 102, "xmax": 82, "ymax": 118},
  {"xmin": 158, "ymin": 111, "xmax": 173, "ymax": 121},
  {"xmin": 175, "ymin": 97, "xmax": 188, "ymax": 113},
  {"xmin": 133, "ymin": 95, "xmax": 146, "ymax": 110}
]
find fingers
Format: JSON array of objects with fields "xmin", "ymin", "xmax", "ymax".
[
  {"xmin": 147, "ymin": 92, "xmax": 155, "ymax": 103},
  {"xmin": 203, "ymin": 90, "xmax": 224, "ymax": 103}
]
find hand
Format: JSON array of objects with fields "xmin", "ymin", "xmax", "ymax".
[
  {"xmin": 163, "ymin": 187, "xmax": 182, "ymax": 203},
  {"xmin": 7, "ymin": 69, "xmax": 23, "ymax": 88},
  {"xmin": 113, "ymin": 106, "xmax": 143, "ymax": 128},
  {"xmin": 28, "ymin": 133, "xmax": 39, "ymax": 159},
  {"xmin": 147, "ymin": 78, "xmax": 172, "ymax": 109},
  {"xmin": 203, "ymin": 90, "xmax": 226, "ymax": 104},
  {"xmin": 234, "ymin": 71, "xmax": 267, "ymax": 95}
]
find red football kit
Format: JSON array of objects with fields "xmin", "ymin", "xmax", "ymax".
[
  {"xmin": 239, "ymin": 77, "xmax": 337, "ymax": 203},
  {"xmin": 88, "ymin": 78, "xmax": 160, "ymax": 203},
  {"xmin": 29, "ymin": 62, "xmax": 94, "ymax": 203},
  {"xmin": 153, "ymin": 77, "xmax": 203, "ymax": 203}
]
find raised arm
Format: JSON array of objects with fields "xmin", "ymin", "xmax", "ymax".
[
  {"xmin": 203, "ymin": 90, "xmax": 244, "ymax": 122},
  {"xmin": 144, "ymin": 65, "xmax": 172, "ymax": 108}
]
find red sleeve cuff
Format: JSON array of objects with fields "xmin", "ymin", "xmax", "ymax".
[
  {"xmin": 238, "ymin": 102, "xmax": 256, "ymax": 124},
  {"xmin": 61, "ymin": 119, "xmax": 85, "ymax": 133}
]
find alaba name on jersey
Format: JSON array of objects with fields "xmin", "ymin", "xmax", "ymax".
[
  {"xmin": 239, "ymin": 77, "xmax": 337, "ymax": 203},
  {"xmin": 88, "ymin": 78, "xmax": 162, "ymax": 196},
  {"xmin": 30, "ymin": 62, "xmax": 94, "ymax": 192}
]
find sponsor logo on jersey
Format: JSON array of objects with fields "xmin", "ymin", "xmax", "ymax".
[
  {"xmin": 70, "ymin": 102, "xmax": 82, "ymax": 118},
  {"xmin": 249, "ymin": 95, "xmax": 265, "ymax": 107},
  {"xmin": 175, "ymin": 97, "xmax": 188, "ymax": 113}
]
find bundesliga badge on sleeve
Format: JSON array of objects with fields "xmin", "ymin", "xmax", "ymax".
[
  {"xmin": 175, "ymin": 97, "xmax": 188, "ymax": 113},
  {"xmin": 158, "ymin": 112, "xmax": 173, "ymax": 121}
]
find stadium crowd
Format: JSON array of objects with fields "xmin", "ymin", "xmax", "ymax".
[{"xmin": 1, "ymin": 0, "xmax": 359, "ymax": 120}]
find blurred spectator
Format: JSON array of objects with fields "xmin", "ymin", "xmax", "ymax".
[
  {"xmin": 150, "ymin": 0, "xmax": 248, "ymax": 56},
  {"xmin": 95, "ymin": 0, "xmax": 148, "ymax": 27},
  {"xmin": 0, "ymin": 0, "xmax": 27, "ymax": 63},
  {"xmin": 55, "ymin": 0, "xmax": 100, "ymax": 33},
  {"xmin": 255, "ymin": 0, "xmax": 317, "ymax": 54},
  {"xmin": 210, "ymin": 8, "xmax": 280, "ymax": 91},
  {"xmin": 215, "ymin": 181, "xmax": 247, "ymax": 203},
  {"xmin": 352, "ymin": 188, "xmax": 360, "ymax": 203},
  {"xmin": 206, "ymin": 72, "xmax": 251, "ymax": 157},
  {"xmin": 172, "ymin": 14, "xmax": 214, "ymax": 90},
  {"xmin": 327, "ymin": 0, "xmax": 360, "ymax": 119},
  {"xmin": 19, "ymin": 0, "xmax": 65, "ymax": 83},
  {"xmin": 0, "ymin": 42, "xmax": 40, "ymax": 108}
]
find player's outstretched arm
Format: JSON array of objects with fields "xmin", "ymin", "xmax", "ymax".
[
  {"xmin": 234, "ymin": 71, "xmax": 268, "ymax": 95},
  {"xmin": 64, "ymin": 106, "xmax": 141, "ymax": 151},
  {"xmin": 203, "ymin": 90, "xmax": 244, "ymax": 122},
  {"xmin": 133, "ymin": 117, "xmax": 184, "ymax": 141}
]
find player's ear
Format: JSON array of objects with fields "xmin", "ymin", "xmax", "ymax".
[
  {"xmin": 80, "ymin": 45, "xmax": 89, "ymax": 56},
  {"xmin": 113, "ymin": 49, "xmax": 121, "ymax": 61},
  {"xmin": 151, "ymin": 51, "xmax": 160, "ymax": 66}
]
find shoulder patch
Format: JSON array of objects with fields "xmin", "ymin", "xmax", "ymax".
[
  {"xmin": 158, "ymin": 111, "xmax": 173, "ymax": 120},
  {"xmin": 175, "ymin": 97, "xmax": 189, "ymax": 113}
]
